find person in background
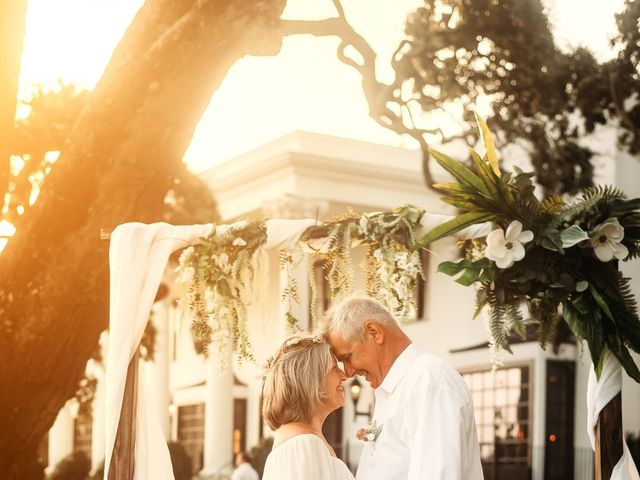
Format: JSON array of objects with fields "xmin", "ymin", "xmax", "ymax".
[{"xmin": 231, "ymin": 451, "xmax": 259, "ymax": 480}]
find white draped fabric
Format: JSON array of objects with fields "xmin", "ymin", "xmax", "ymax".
[
  {"xmin": 104, "ymin": 219, "xmax": 316, "ymax": 479},
  {"xmin": 587, "ymin": 350, "xmax": 640, "ymax": 480},
  {"xmin": 105, "ymin": 222, "xmax": 214, "ymax": 480}
]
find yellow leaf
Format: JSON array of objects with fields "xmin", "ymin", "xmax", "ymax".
[{"xmin": 474, "ymin": 112, "xmax": 501, "ymax": 177}]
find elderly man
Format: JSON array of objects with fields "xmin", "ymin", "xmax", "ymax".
[{"xmin": 320, "ymin": 295, "xmax": 483, "ymax": 480}]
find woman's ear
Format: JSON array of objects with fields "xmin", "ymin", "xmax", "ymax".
[{"xmin": 364, "ymin": 321, "xmax": 384, "ymax": 344}]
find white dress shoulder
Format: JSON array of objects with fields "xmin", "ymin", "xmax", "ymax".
[{"xmin": 262, "ymin": 434, "xmax": 355, "ymax": 480}]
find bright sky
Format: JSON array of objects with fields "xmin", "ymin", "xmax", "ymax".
[{"xmin": 18, "ymin": 0, "xmax": 626, "ymax": 173}]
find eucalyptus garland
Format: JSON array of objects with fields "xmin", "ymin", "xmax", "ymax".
[
  {"xmin": 300, "ymin": 205, "xmax": 426, "ymax": 323},
  {"xmin": 176, "ymin": 221, "xmax": 267, "ymax": 363},
  {"xmin": 175, "ymin": 206, "xmax": 428, "ymax": 362},
  {"xmin": 420, "ymin": 116, "xmax": 640, "ymax": 381}
]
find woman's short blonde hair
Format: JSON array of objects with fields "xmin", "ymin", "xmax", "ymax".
[{"xmin": 261, "ymin": 334, "xmax": 334, "ymax": 430}]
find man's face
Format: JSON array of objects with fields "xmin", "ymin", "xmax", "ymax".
[{"xmin": 327, "ymin": 326, "xmax": 385, "ymax": 389}]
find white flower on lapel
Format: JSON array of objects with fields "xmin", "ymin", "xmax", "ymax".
[
  {"xmin": 356, "ymin": 420, "xmax": 383, "ymax": 443},
  {"xmin": 485, "ymin": 220, "xmax": 533, "ymax": 269},
  {"xmin": 590, "ymin": 217, "xmax": 628, "ymax": 262}
]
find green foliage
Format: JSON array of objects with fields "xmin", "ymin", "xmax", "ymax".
[
  {"xmin": 302, "ymin": 205, "xmax": 426, "ymax": 322},
  {"xmin": 176, "ymin": 206, "xmax": 428, "ymax": 361},
  {"xmin": 279, "ymin": 248, "xmax": 304, "ymax": 331},
  {"xmin": 177, "ymin": 221, "xmax": 267, "ymax": 364},
  {"xmin": 424, "ymin": 120, "xmax": 640, "ymax": 380},
  {"xmin": 3, "ymin": 84, "xmax": 89, "ymax": 226},
  {"xmin": 398, "ymin": 0, "xmax": 640, "ymax": 196}
]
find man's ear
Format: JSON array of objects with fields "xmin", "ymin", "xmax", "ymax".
[{"xmin": 364, "ymin": 321, "xmax": 384, "ymax": 344}]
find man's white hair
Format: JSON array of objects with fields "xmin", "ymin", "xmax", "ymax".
[{"xmin": 320, "ymin": 295, "xmax": 398, "ymax": 341}]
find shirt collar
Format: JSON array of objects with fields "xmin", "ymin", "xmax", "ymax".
[{"xmin": 378, "ymin": 342, "xmax": 421, "ymax": 395}]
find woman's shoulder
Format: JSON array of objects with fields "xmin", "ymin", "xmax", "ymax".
[
  {"xmin": 264, "ymin": 435, "xmax": 354, "ymax": 480},
  {"xmin": 263, "ymin": 434, "xmax": 332, "ymax": 480},
  {"xmin": 270, "ymin": 432, "xmax": 326, "ymax": 454}
]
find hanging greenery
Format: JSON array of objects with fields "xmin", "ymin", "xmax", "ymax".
[
  {"xmin": 300, "ymin": 205, "xmax": 425, "ymax": 324},
  {"xmin": 175, "ymin": 206, "xmax": 427, "ymax": 362},
  {"xmin": 176, "ymin": 221, "xmax": 267, "ymax": 363},
  {"xmin": 279, "ymin": 246, "xmax": 304, "ymax": 331},
  {"xmin": 420, "ymin": 115, "xmax": 640, "ymax": 381}
]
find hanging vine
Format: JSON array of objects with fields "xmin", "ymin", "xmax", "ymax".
[{"xmin": 176, "ymin": 205, "xmax": 427, "ymax": 362}]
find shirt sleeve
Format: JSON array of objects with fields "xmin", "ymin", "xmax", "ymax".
[{"xmin": 406, "ymin": 385, "xmax": 470, "ymax": 480}]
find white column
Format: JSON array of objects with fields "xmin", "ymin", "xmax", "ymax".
[
  {"xmin": 531, "ymin": 351, "xmax": 547, "ymax": 480},
  {"xmin": 90, "ymin": 361, "xmax": 106, "ymax": 472},
  {"xmin": 148, "ymin": 299, "xmax": 171, "ymax": 438},
  {"xmin": 90, "ymin": 331, "xmax": 108, "ymax": 472},
  {"xmin": 201, "ymin": 349, "xmax": 234, "ymax": 476},
  {"xmin": 245, "ymin": 378, "xmax": 263, "ymax": 449},
  {"xmin": 48, "ymin": 401, "xmax": 75, "ymax": 469}
]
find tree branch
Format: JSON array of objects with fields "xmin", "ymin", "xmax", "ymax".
[{"xmin": 279, "ymin": 6, "xmax": 441, "ymax": 190}]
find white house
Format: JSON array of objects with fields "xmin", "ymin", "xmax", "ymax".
[{"xmin": 45, "ymin": 130, "xmax": 640, "ymax": 480}]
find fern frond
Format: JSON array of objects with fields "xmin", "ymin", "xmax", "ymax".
[
  {"xmin": 618, "ymin": 274, "xmax": 638, "ymax": 319},
  {"xmin": 540, "ymin": 195, "xmax": 566, "ymax": 214}
]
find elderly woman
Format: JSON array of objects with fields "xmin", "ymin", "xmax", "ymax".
[{"xmin": 261, "ymin": 334, "xmax": 354, "ymax": 480}]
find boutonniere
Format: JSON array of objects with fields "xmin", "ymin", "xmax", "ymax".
[{"xmin": 356, "ymin": 420, "xmax": 383, "ymax": 443}]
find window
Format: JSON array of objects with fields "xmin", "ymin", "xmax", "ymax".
[
  {"xmin": 73, "ymin": 412, "xmax": 92, "ymax": 461},
  {"xmin": 462, "ymin": 366, "xmax": 531, "ymax": 480},
  {"xmin": 177, "ymin": 404, "xmax": 205, "ymax": 474}
]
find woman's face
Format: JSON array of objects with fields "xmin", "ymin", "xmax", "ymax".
[{"xmin": 322, "ymin": 358, "xmax": 347, "ymax": 413}]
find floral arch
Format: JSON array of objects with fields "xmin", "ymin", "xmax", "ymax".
[{"xmin": 104, "ymin": 119, "xmax": 640, "ymax": 480}]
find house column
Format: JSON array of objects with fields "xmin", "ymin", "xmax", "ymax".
[
  {"xmin": 48, "ymin": 401, "xmax": 75, "ymax": 469},
  {"xmin": 201, "ymin": 349, "xmax": 233, "ymax": 476},
  {"xmin": 87, "ymin": 331, "xmax": 109, "ymax": 472},
  {"xmin": 148, "ymin": 298, "xmax": 171, "ymax": 438},
  {"xmin": 90, "ymin": 359, "xmax": 106, "ymax": 472}
]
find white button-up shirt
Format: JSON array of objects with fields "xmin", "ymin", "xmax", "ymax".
[{"xmin": 356, "ymin": 343, "xmax": 484, "ymax": 480}]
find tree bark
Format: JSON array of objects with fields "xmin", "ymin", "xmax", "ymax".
[{"xmin": 0, "ymin": 1, "xmax": 286, "ymax": 477}]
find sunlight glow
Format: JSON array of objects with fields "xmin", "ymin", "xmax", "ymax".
[{"xmin": 18, "ymin": 0, "xmax": 626, "ymax": 174}]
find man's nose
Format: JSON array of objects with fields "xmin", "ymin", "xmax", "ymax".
[{"xmin": 344, "ymin": 363, "xmax": 356, "ymax": 378}]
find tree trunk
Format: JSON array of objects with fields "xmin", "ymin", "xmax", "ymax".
[{"xmin": 0, "ymin": 1, "xmax": 286, "ymax": 477}]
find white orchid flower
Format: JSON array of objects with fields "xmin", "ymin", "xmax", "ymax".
[
  {"xmin": 590, "ymin": 217, "xmax": 628, "ymax": 262},
  {"xmin": 485, "ymin": 220, "xmax": 534, "ymax": 269}
]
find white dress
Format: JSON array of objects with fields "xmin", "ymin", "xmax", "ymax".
[{"xmin": 263, "ymin": 434, "xmax": 355, "ymax": 480}]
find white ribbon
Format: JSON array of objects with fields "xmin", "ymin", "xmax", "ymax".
[{"xmin": 587, "ymin": 350, "xmax": 640, "ymax": 480}]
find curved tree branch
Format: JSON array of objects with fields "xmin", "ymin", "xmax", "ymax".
[{"xmin": 279, "ymin": 5, "xmax": 442, "ymax": 190}]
